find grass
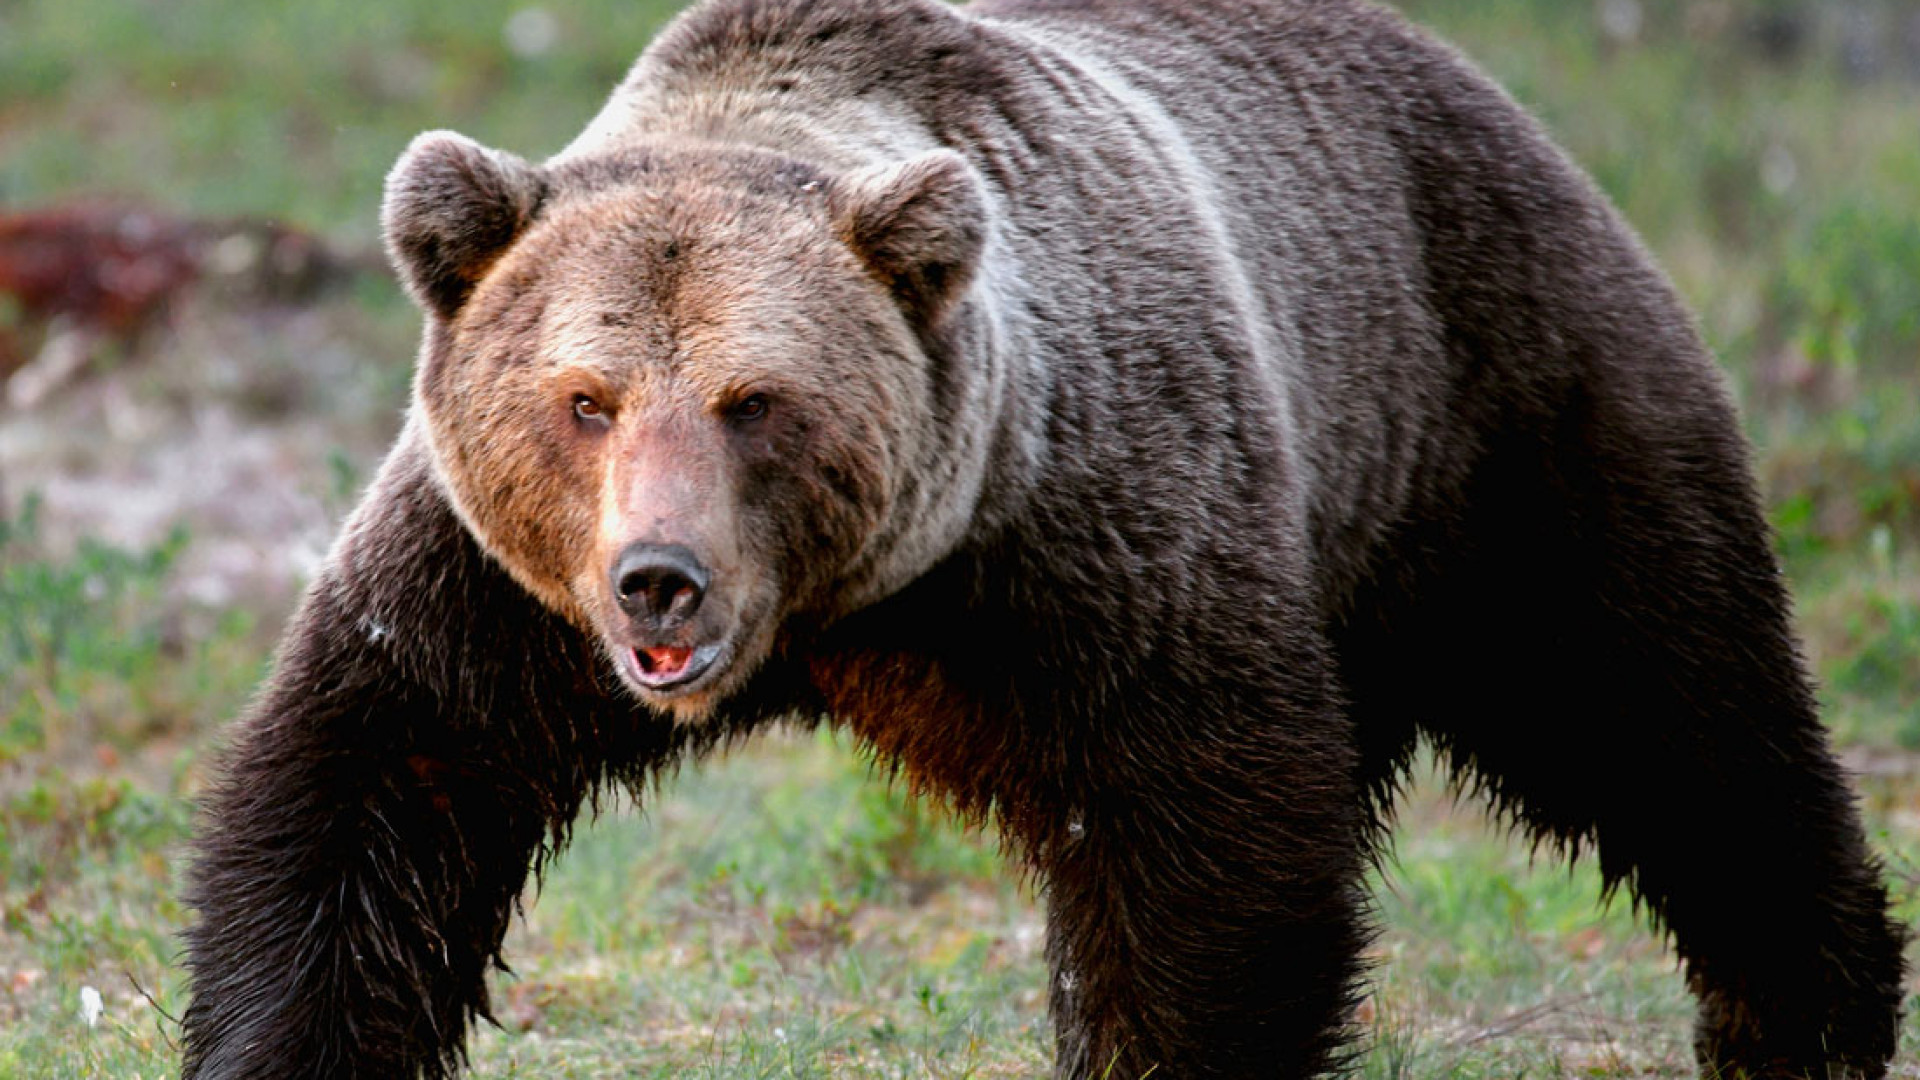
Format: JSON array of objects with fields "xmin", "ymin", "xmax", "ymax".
[
  {"xmin": 0, "ymin": 0, "xmax": 685, "ymax": 240},
  {"xmin": 466, "ymin": 732, "xmax": 1048, "ymax": 1079},
  {"xmin": 2, "ymin": 0, "xmax": 1918, "ymax": 1075}
]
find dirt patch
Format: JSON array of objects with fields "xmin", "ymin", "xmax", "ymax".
[{"xmin": 1, "ymin": 242, "xmax": 409, "ymax": 619}]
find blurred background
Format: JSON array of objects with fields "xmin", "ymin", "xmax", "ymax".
[{"xmin": 1, "ymin": 0, "xmax": 1916, "ymax": 1075}]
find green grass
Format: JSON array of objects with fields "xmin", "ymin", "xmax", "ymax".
[
  {"xmin": 2, "ymin": 0, "xmax": 1918, "ymax": 1075},
  {"xmin": 0, "ymin": 0, "xmax": 687, "ymax": 240},
  {"xmin": 1, "ymin": 497, "xmax": 260, "ymax": 768},
  {"xmin": 467, "ymin": 732, "xmax": 1049, "ymax": 1079},
  {"xmin": 0, "ymin": 509, "xmax": 232, "ymax": 1079}
]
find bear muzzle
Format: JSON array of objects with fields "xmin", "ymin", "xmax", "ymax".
[{"xmin": 607, "ymin": 540, "xmax": 733, "ymax": 696}]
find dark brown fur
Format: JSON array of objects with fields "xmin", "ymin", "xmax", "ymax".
[{"xmin": 182, "ymin": 1, "xmax": 1906, "ymax": 1077}]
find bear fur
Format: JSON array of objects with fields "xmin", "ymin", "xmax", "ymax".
[{"xmin": 181, "ymin": 0, "xmax": 1907, "ymax": 1076}]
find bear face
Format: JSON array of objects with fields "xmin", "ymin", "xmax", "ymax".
[{"xmin": 382, "ymin": 133, "xmax": 990, "ymax": 719}]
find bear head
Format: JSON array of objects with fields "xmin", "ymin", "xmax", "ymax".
[{"xmin": 381, "ymin": 131, "xmax": 989, "ymax": 721}]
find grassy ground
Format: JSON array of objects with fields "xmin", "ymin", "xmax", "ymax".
[{"xmin": 2, "ymin": 0, "xmax": 1918, "ymax": 1076}]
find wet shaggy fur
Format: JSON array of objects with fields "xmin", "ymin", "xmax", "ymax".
[{"xmin": 182, "ymin": 0, "xmax": 1907, "ymax": 1077}]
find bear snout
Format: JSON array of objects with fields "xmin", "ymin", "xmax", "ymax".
[
  {"xmin": 611, "ymin": 540, "xmax": 709, "ymax": 626},
  {"xmin": 604, "ymin": 540, "xmax": 739, "ymax": 699}
]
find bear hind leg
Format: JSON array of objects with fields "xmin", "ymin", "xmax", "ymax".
[{"xmin": 1341, "ymin": 419, "xmax": 1906, "ymax": 1078}]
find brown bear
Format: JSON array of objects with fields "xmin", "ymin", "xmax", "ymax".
[{"xmin": 180, "ymin": 0, "xmax": 1907, "ymax": 1076}]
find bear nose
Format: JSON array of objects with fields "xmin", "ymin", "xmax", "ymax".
[{"xmin": 611, "ymin": 542, "xmax": 709, "ymax": 623}]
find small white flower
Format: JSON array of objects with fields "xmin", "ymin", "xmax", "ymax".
[
  {"xmin": 79, "ymin": 986, "xmax": 103, "ymax": 1029},
  {"xmin": 504, "ymin": 8, "xmax": 560, "ymax": 58}
]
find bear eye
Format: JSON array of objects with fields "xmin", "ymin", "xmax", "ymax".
[
  {"xmin": 729, "ymin": 394, "xmax": 770, "ymax": 424},
  {"xmin": 572, "ymin": 394, "xmax": 610, "ymax": 427}
]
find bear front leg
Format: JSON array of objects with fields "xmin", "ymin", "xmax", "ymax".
[
  {"xmin": 181, "ymin": 439, "xmax": 675, "ymax": 1079},
  {"xmin": 1035, "ymin": 676, "xmax": 1374, "ymax": 1080}
]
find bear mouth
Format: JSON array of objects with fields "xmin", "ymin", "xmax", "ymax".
[{"xmin": 622, "ymin": 641, "xmax": 725, "ymax": 693}]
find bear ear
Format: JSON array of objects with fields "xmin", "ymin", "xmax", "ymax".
[
  {"xmin": 381, "ymin": 130, "xmax": 548, "ymax": 319},
  {"xmin": 830, "ymin": 149, "xmax": 988, "ymax": 326}
]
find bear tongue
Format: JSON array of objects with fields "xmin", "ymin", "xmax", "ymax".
[{"xmin": 637, "ymin": 645, "xmax": 693, "ymax": 677}]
